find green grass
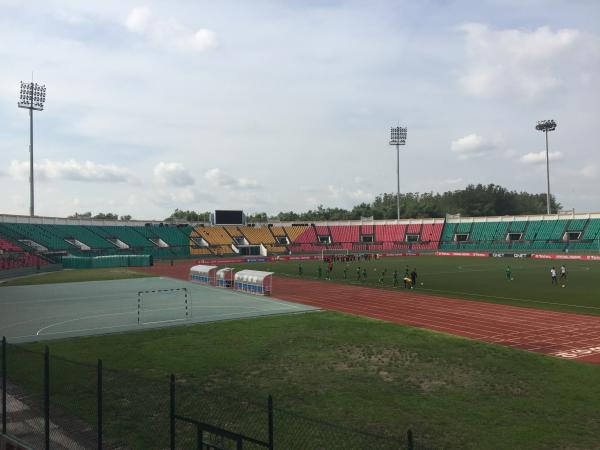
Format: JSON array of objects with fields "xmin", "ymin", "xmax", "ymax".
[
  {"xmin": 18, "ymin": 312, "xmax": 600, "ymax": 449},
  {"xmin": 0, "ymin": 267, "xmax": 155, "ymax": 286},
  {"xmin": 229, "ymin": 256, "xmax": 600, "ymax": 315}
]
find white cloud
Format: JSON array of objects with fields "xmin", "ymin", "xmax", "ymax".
[
  {"xmin": 443, "ymin": 177, "xmax": 464, "ymax": 186},
  {"xmin": 450, "ymin": 134, "xmax": 495, "ymax": 159},
  {"xmin": 579, "ymin": 163, "xmax": 598, "ymax": 179},
  {"xmin": 325, "ymin": 184, "xmax": 373, "ymax": 204},
  {"xmin": 7, "ymin": 159, "xmax": 135, "ymax": 183},
  {"xmin": 125, "ymin": 7, "xmax": 152, "ymax": 33},
  {"xmin": 153, "ymin": 162, "xmax": 194, "ymax": 187},
  {"xmin": 124, "ymin": 7, "xmax": 217, "ymax": 52},
  {"xmin": 204, "ymin": 168, "xmax": 260, "ymax": 190},
  {"xmin": 519, "ymin": 151, "xmax": 563, "ymax": 164},
  {"xmin": 458, "ymin": 23, "xmax": 597, "ymax": 99}
]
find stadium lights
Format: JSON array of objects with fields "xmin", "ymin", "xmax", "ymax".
[
  {"xmin": 389, "ymin": 126, "xmax": 407, "ymax": 221},
  {"xmin": 535, "ymin": 119, "xmax": 557, "ymax": 215},
  {"xmin": 17, "ymin": 80, "xmax": 47, "ymax": 217}
]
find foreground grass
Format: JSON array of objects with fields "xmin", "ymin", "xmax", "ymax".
[
  {"xmin": 1, "ymin": 267, "xmax": 155, "ymax": 286},
  {"xmin": 230, "ymin": 256, "xmax": 600, "ymax": 315},
  {"xmin": 18, "ymin": 312, "xmax": 600, "ymax": 450}
]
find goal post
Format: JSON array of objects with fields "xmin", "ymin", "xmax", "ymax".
[
  {"xmin": 137, "ymin": 287, "xmax": 191, "ymax": 325},
  {"xmin": 321, "ymin": 248, "xmax": 349, "ymax": 260}
]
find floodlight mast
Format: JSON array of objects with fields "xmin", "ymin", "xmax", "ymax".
[
  {"xmin": 17, "ymin": 80, "xmax": 46, "ymax": 217},
  {"xmin": 389, "ymin": 126, "xmax": 407, "ymax": 221},
  {"xmin": 535, "ymin": 119, "xmax": 557, "ymax": 215}
]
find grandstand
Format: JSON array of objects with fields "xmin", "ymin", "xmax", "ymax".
[{"xmin": 0, "ymin": 213, "xmax": 599, "ymax": 267}]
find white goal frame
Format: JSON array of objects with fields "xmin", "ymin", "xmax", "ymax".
[
  {"xmin": 137, "ymin": 287, "xmax": 191, "ymax": 325},
  {"xmin": 321, "ymin": 249, "xmax": 349, "ymax": 260}
]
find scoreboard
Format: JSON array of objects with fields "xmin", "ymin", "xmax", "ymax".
[{"xmin": 214, "ymin": 210, "xmax": 245, "ymax": 225}]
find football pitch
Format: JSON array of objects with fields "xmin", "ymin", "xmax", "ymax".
[{"xmin": 227, "ymin": 255, "xmax": 600, "ymax": 315}]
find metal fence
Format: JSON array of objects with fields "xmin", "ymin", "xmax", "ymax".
[{"xmin": 0, "ymin": 338, "xmax": 436, "ymax": 450}]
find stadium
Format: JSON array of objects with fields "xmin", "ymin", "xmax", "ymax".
[
  {"xmin": 1, "ymin": 2, "xmax": 600, "ymax": 450},
  {"xmin": 1, "ymin": 209, "xmax": 600, "ymax": 449}
]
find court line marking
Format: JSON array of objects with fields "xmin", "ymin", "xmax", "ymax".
[
  {"xmin": 36, "ymin": 310, "xmax": 138, "ymax": 335},
  {"xmin": 11, "ymin": 307, "xmax": 315, "ymax": 341}
]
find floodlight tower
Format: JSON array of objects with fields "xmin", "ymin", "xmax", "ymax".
[
  {"xmin": 17, "ymin": 80, "xmax": 46, "ymax": 217},
  {"xmin": 389, "ymin": 126, "xmax": 407, "ymax": 221},
  {"xmin": 535, "ymin": 119, "xmax": 557, "ymax": 215}
]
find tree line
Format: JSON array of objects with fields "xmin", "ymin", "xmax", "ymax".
[
  {"xmin": 69, "ymin": 184, "xmax": 562, "ymax": 223},
  {"xmin": 269, "ymin": 184, "xmax": 561, "ymax": 222}
]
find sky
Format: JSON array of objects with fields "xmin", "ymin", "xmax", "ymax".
[{"xmin": 0, "ymin": 0, "xmax": 598, "ymax": 220}]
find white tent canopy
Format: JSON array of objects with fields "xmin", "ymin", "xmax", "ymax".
[
  {"xmin": 217, "ymin": 268, "xmax": 235, "ymax": 279},
  {"xmin": 234, "ymin": 269, "xmax": 274, "ymax": 283},
  {"xmin": 190, "ymin": 264, "xmax": 218, "ymax": 275},
  {"xmin": 234, "ymin": 269, "xmax": 274, "ymax": 296},
  {"xmin": 190, "ymin": 264, "xmax": 218, "ymax": 285}
]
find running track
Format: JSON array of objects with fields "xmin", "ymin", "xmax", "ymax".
[{"xmin": 141, "ymin": 263, "xmax": 600, "ymax": 364}]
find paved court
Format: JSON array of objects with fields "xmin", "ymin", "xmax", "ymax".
[{"xmin": 0, "ymin": 277, "xmax": 318, "ymax": 343}]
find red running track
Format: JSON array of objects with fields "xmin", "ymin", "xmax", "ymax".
[{"xmin": 140, "ymin": 263, "xmax": 600, "ymax": 364}]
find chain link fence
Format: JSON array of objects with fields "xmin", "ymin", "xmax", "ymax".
[{"xmin": 1, "ymin": 338, "xmax": 438, "ymax": 450}]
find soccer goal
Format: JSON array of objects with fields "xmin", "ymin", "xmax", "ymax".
[
  {"xmin": 321, "ymin": 249, "xmax": 349, "ymax": 260},
  {"xmin": 137, "ymin": 287, "xmax": 191, "ymax": 325}
]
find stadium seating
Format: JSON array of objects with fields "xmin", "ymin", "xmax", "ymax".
[
  {"xmin": 0, "ymin": 237, "xmax": 48, "ymax": 270},
  {"xmin": 193, "ymin": 226, "xmax": 234, "ymax": 245},
  {"xmin": 268, "ymin": 226, "xmax": 287, "ymax": 237},
  {"xmin": 0, "ymin": 237, "xmax": 23, "ymax": 252},
  {"xmin": 314, "ymin": 225, "xmax": 330, "ymax": 236},
  {"xmin": 239, "ymin": 227, "xmax": 276, "ymax": 244},
  {"xmin": 294, "ymin": 226, "xmax": 318, "ymax": 243},
  {"xmin": 283, "ymin": 225, "xmax": 308, "ymax": 242},
  {"xmin": 264, "ymin": 244, "xmax": 288, "ymax": 254},
  {"xmin": 1, "ymin": 214, "xmax": 598, "ymax": 262},
  {"xmin": 329, "ymin": 225, "xmax": 359, "ymax": 243},
  {"xmin": 583, "ymin": 219, "xmax": 600, "ymax": 240},
  {"xmin": 190, "ymin": 246, "xmax": 213, "ymax": 256},
  {"xmin": 0, "ymin": 223, "xmax": 74, "ymax": 251},
  {"xmin": 224, "ymin": 226, "xmax": 243, "ymax": 238},
  {"xmin": 361, "ymin": 224, "xmax": 374, "ymax": 235},
  {"xmin": 438, "ymin": 217, "xmax": 600, "ymax": 252},
  {"xmin": 211, "ymin": 244, "xmax": 236, "ymax": 255},
  {"xmin": 375, "ymin": 224, "xmax": 406, "ymax": 242}
]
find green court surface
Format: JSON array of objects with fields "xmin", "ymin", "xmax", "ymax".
[{"xmin": 0, "ymin": 277, "xmax": 317, "ymax": 343}]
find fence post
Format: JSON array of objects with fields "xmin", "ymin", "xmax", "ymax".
[
  {"xmin": 170, "ymin": 374, "xmax": 175, "ymax": 450},
  {"xmin": 268, "ymin": 394, "xmax": 274, "ymax": 450},
  {"xmin": 407, "ymin": 429, "xmax": 414, "ymax": 450},
  {"xmin": 2, "ymin": 336, "xmax": 6, "ymax": 435},
  {"xmin": 97, "ymin": 359, "xmax": 103, "ymax": 450},
  {"xmin": 44, "ymin": 346, "xmax": 50, "ymax": 450}
]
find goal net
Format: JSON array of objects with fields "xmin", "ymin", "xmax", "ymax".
[
  {"xmin": 321, "ymin": 249, "xmax": 349, "ymax": 260},
  {"xmin": 137, "ymin": 287, "xmax": 191, "ymax": 325}
]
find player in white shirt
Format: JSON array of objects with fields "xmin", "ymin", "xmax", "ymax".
[
  {"xmin": 560, "ymin": 265, "xmax": 567, "ymax": 280},
  {"xmin": 550, "ymin": 267, "xmax": 557, "ymax": 285}
]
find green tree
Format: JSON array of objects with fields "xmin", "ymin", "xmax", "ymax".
[{"xmin": 165, "ymin": 209, "xmax": 211, "ymax": 222}]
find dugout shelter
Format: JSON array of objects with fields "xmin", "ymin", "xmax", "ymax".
[
  {"xmin": 216, "ymin": 267, "xmax": 235, "ymax": 288},
  {"xmin": 233, "ymin": 270, "xmax": 273, "ymax": 296},
  {"xmin": 189, "ymin": 264, "xmax": 218, "ymax": 286}
]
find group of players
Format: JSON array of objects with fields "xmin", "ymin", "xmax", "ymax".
[
  {"xmin": 299, "ymin": 258, "xmax": 419, "ymax": 288},
  {"xmin": 505, "ymin": 264, "xmax": 568, "ymax": 285}
]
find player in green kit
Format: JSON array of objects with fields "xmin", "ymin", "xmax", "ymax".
[
  {"xmin": 356, "ymin": 266, "xmax": 361, "ymax": 281},
  {"xmin": 362, "ymin": 267, "xmax": 367, "ymax": 281},
  {"xmin": 298, "ymin": 263, "xmax": 303, "ymax": 276},
  {"xmin": 343, "ymin": 265, "xmax": 348, "ymax": 279},
  {"xmin": 393, "ymin": 269, "xmax": 399, "ymax": 287},
  {"xmin": 318, "ymin": 265, "xmax": 323, "ymax": 279},
  {"xmin": 506, "ymin": 265, "xmax": 512, "ymax": 280}
]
